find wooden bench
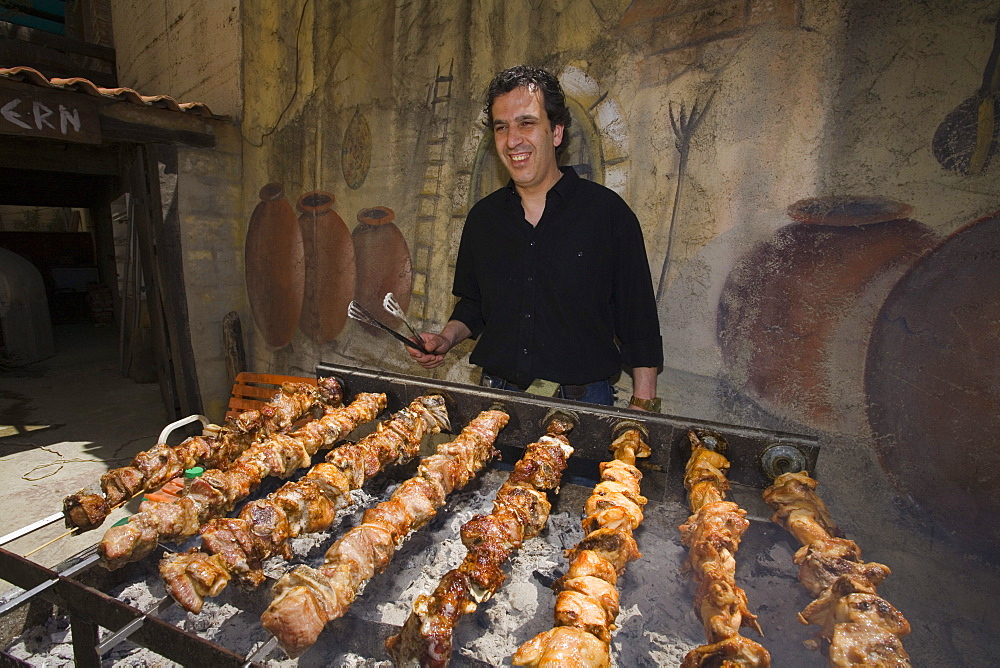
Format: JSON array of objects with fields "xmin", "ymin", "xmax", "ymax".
[{"xmin": 225, "ymin": 372, "xmax": 318, "ymax": 421}]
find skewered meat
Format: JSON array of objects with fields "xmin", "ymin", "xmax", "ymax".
[
  {"xmin": 513, "ymin": 427, "xmax": 649, "ymax": 668},
  {"xmin": 98, "ymin": 391, "xmax": 386, "ymax": 570},
  {"xmin": 160, "ymin": 395, "xmax": 450, "ymax": 614},
  {"xmin": 514, "ymin": 626, "xmax": 610, "ymax": 668},
  {"xmin": 63, "ymin": 378, "xmax": 340, "ymax": 531},
  {"xmin": 677, "ymin": 430, "xmax": 770, "ymax": 667},
  {"xmin": 763, "ymin": 471, "xmax": 911, "ymax": 667},
  {"xmin": 388, "ymin": 421, "xmax": 574, "ymax": 668},
  {"xmin": 260, "ymin": 409, "xmax": 509, "ymax": 658},
  {"xmin": 680, "ymin": 635, "xmax": 774, "ymax": 667}
]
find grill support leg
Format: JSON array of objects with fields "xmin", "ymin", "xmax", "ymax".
[{"xmin": 70, "ymin": 617, "xmax": 100, "ymax": 668}]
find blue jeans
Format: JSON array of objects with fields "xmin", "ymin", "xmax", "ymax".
[{"xmin": 480, "ymin": 372, "xmax": 615, "ymax": 407}]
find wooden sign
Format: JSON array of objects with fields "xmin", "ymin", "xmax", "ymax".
[{"xmin": 0, "ymin": 83, "xmax": 102, "ymax": 144}]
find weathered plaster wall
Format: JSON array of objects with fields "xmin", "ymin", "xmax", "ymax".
[
  {"xmin": 175, "ymin": 123, "xmax": 245, "ymax": 420},
  {"xmin": 110, "ymin": 0, "xmax": 242, "ymax": 118}
]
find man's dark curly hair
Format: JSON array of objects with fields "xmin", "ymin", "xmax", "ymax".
[{"xmin": 483, "ymin": 65, "xmax": 572, "ymax": 134}]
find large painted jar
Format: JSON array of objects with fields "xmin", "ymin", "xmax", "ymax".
[
  {"xmin": 865, "ymin": 211, "xmax": 1000, "ymax": 554},
  {"xmin": 244, "ymin": 183, "xmax": 304, "ymax": 348},
  {"xmin": 717, "ymin": 196, "xmax": 938, "ymax": 434},
  {"xmin": 297, "ymin": 191, "xmax": 355, "ymax": 343},
  {"xmin": 351, "ymin": 206, "xmax": 413, "ymax": 332}
]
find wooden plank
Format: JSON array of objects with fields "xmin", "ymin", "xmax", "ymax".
[
  {"xmin": 145, "ymin": 144, "xmax": 202, "ymax": 417},
  {"xmin": 0, "ymin": 41, "xmax": 115, "ymax": 86},
  {"xmin": 0, "ymin": 19, "xmax": 116, "ymax": 62},
  {"xmin": 100, "ymin": 102, "xmax": 218, "ymax": 146},
  {"xmin": 222, "ymin": 311, "xmax": 245, "ymax": 387},
  {"xmin": 225, "ymin": 372, "xmax": 317, "ymax": 420},
  {"xmin": 100, "ymin": 114, "xmax": 215, "ymax": 148},
  {"xmin": 127, "ymin": 144, "xmax": 177, "ymax": 417},
  {"xmin": 0, "ymin": 136, "xmax": 120, "ymax": 175},
  {"xmin": 0, "ymin": 79, "xmax": 101, "ymax": 144}
]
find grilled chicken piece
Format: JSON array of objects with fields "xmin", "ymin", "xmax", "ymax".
[
  {"xmin": 694, "ymin": 575, "xmax": 762, "ymax": 640},
  {"xmin": 387, "ymin": 426, "xmax": 571, "ymax": 667},
  {"xmin": 680, "ymin": 635, "xmax": 772, "ymax": 667},
  {"xmin": 99, "ymin": 466, "xmax": 146, "ymax": 507},
  {"xmin": 159, "ymin": 550, "xmax": 230, "ymax": 614},
  {"xmin": 513, "ymin": 625, "xmax": 611, "ymax": 667},
  {"xmin": 598, "ymin": 458, "xmax": 643, "ymax": 490},
  {"xmin": 763, "ymin": 471, "xmax": 841, "ymax": 545},
  {"xmin": 62, "ymin": 493, "xmax": 109, "ymax": 531},
  {"xmin": 565, "ymin": 527, "xmax": 641, "ymax": 574},
  {"xmin": 516, "ymin": 428, "xmax": 651, "ymax": 668},
  {"xmin": 608, "ymin": 427, "xmax": 650, "ymax": 465},
  {"xmin": 558, "ymin": 550, "xmax": 619, "ymax": 587},
  {"xmin": 553, "ymin": 590, "xmax": 615, "ymax": 643},
  {"xmin": 794, "ymin": 538, "xmax": 890, "ymax": 597},
  {"xmin": 260, "ymin": 409, "xmax": 507, "ymax": 659},
  {"xmin": 801, "ymin": 592, "xmax": 910, "ymax": 642},
  {"xmin": 763, "ymin": 471, "xmax": 910, "ymax": 666},
  {"xmin": 559, "ymin": 576, "xmax": 620, "ymax": 621},
  {"xmin": 66, "ymin": 378, "xmax": 340, "ymax": 533},
  {"xmin": 582, "ymin": 488, "xmax": 644, "ymax": 533},
  {"xmin": 828, "ymin": 622, "xmax": 911, "ymax": 667}
]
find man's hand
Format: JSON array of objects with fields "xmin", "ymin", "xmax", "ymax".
[{"xmin": 408, "ymin": 333, "xmax": 452, "ymax": 369}]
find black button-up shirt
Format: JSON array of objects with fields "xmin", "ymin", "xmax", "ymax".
[{"xmin": 449, "ymin": 167, "xmax": 663, "ymax": 387}]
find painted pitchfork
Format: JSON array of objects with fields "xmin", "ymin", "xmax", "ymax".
[{"xmin": 656, "ymin": 92, "xmax": 715, "ymax": 302}]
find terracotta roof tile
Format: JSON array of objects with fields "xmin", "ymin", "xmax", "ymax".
[{"xmin": 0, "ymin": 66, "xmax": 221, "ymax": 118}]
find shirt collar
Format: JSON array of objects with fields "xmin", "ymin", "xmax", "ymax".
[{"xmin": 504, "ymin": 165, "xmax": 580, "ymax": 205}]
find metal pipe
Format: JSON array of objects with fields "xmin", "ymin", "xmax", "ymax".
[{"xmin": 157, "ymin": 414, "xmax": 210, "ymax": 444}]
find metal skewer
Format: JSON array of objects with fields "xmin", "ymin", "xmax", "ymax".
[
  {"xmin": 347, "ymin": 301, "xmax": 427, "ymax": 353},
  {"xmin": 0, "ymin": 512, "xmax": 65, "ymax": 547},
  {"xmin": 96, "ymin": 594, "xmax": 175, "ymax": 655},
  {"xmin": 244, "ymin": 636, "xmax": 279, "ymax": 665}
]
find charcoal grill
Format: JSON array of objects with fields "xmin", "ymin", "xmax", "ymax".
[{"xmin": 0, "ymin": 363, "xmax": 819, "ymax": 666}]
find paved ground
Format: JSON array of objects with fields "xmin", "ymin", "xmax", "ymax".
[{"xmin": 0, "ymin": 322, "xmax": 168, "ymax": 600}]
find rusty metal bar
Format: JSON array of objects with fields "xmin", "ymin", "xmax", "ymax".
[
  {"xmin": 315, "ymin": 362, "xmax": 819, "ymax": 501},
  {"xmin": 70, "ymin": 616, "xmax": 99, "ymax": 668},
  {"xmin": 0, "ymin": 547, "xmax": 249, "ymax": 667}
]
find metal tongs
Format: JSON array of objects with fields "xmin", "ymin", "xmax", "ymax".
[{"xmin": 347, "ymin": 297, "xmax": 428, "ymax": 354}]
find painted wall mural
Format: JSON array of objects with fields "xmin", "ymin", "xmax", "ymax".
[
  {"xmin": 342, "ymin": 107, "xmax": 372, "ymax": 190},
  {"xmin": 717, "ymin": 196, "xmax": 939, "ymax": 434},
  {"xmin": 865, "ymin": 211, "xmax": 1000, "ymax": 554},
  {"xmin": 245, "ymin": 183, "xmax": 304, "ymax": 349},
  {"xmin": 352, "ymin": 206, "xmax": 413, "ymax": 332},
  {"xmin": 232, "ymin": 0, "xmax": 1000, "ymax": 573},
  {"xmin": 244, "ymin": 183, "xmax": 413, "ymax": 349}
]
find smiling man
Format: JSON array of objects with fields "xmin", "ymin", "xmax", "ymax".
[{"xmin": 408, "ymin": 65, "xmax": 663, "ymax": 410}]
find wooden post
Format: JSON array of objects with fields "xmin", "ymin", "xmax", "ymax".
[{"xmin": 223, "ymin": 311, "xmax": 246, "ymax": 388}]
